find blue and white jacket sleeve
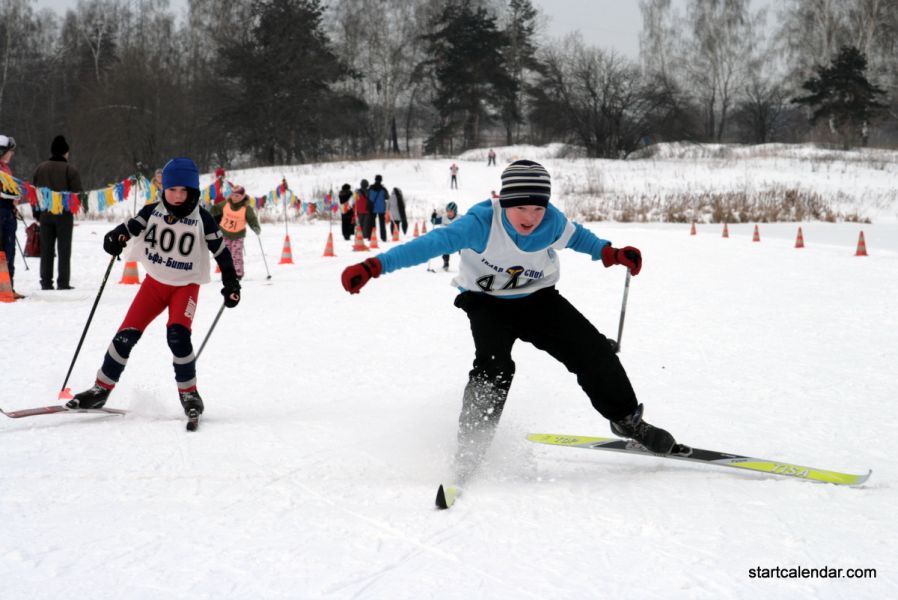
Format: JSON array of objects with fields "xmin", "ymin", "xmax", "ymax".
[
  {"xmin": 377, "ymin": 201, "xmax": 493, "ymax": 274},
  {"xmin": 565, "ymin": 220, "xmax": 612, "ymax": 260}
]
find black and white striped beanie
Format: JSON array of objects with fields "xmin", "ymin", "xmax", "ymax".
[{"xmin": 499, "ymin": 159, "xmax": 551, "ymax": 208}]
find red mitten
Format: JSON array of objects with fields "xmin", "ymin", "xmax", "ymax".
[
  {"xmin": 341, "ymin": 257, "xmax": 382, "ymax": 294},
  {"xmin": 601, "ymin": 245, "xmax": 642, "ymax": 276}
]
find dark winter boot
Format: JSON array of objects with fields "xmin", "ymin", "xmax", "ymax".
[
  {"xmin": 178, "ymin": 389, "xmax": 204, "ymax": 416},
  {"xmin": 610, "ymin": 403, "xmax": 676, "ymax": 455},
  {"xmin": 453, "ymin": 375, "xmax": 511, "ymax": 482},
  {"xmin": 67, "ymin": 385, "xmax": 111, "ymax": 409}
]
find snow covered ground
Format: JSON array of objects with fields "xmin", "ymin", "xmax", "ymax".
[{"xmin": 2, "ymin": 147, "xmax": 897, "ymax": 599}]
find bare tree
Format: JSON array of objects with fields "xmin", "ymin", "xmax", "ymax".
[{"xmin": 681, "ymin": 0, "xmax": 755, "ymax": 141}]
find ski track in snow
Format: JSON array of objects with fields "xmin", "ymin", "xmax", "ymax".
[{"xmin": 3, "ymin": 150, "xmax": 897, "ymax": 599}]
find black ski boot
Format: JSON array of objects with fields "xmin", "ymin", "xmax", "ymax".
[
  {"xmin": 67, "ymin": 385, "xmax": 111, "ymax": 409},
  {"xmin": 179, "ymin": 390, "xmax": 204, "ymax": 431},
  {"xmin": 611, "ymin": 403, "xmax": 676, "ymax": 454},
  {"xmin": 178, "ymin": 390, "xmax": 204, "ymax": 415}
]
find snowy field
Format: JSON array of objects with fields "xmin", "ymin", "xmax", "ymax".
[{"xmin": 2, "ymin": 147, "xmax": 897, "ymax": 599}]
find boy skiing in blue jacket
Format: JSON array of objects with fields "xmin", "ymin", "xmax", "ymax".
[{"xmin": 341, "ymin": 159, "xmax": 676, "ymax": 483}]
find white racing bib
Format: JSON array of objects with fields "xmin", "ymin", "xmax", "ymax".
[
  {"xmin": 129, "ymin": 204, "xmax": 212, "ymax": 285},
  {"xmin": 452, "ymin": 200, "xmax": 575, "ymax": 296}
]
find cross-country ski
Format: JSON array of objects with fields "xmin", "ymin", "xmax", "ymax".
[{"xmin": 526, "ymin": 434, "xmax": 871, "ymax": 486}]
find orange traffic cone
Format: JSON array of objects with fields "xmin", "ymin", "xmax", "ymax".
[
  {"xmin": 413, "ymin": 222, "xmax": 419, "ymax": 238},
  {"xmin": 352, "ymin": 225, "xmax": 369, "ymax": 251},
  {"xmin": 422, "ymin": 221, "xmax": 428, "ymax": 234},
  {"xmin": 752, "ymin": 224, "xmax": 760, "ymax": 242},
  {"xmin": 722, "ymin": 223, "xmax": 729, "ymax": 238},
  {"xmin": 795, "ymin": 227, "xmax": 805, "ymax": 249},
  {"xmin": 0, "ymin": 251, "xmax": 16, "ymax": 303},
  {"xmin": 323, "ymin": 231, "xmax": 336, "ymax": 257},
  {"xmin": 215, "ymin": 263, "xmax": 221, "ymax": 274},
  {"xmin": 369, "ymin": 230, "xmax": 380, "ymax": 250},
  {"xmin": 119, "ymin": 261, "xmax": 141, "ymax": 284},
  {"xmin": 279, "ymin": 234, "xmax": 294, "ymax": 264},
  {"xmin": 690, "ymin": 222, "xmax": 697, "ymax": 235},
  {"xmin": 855, "ymin": 231, "xmax": 868, "ymax": 256},
  {"xmin": 391, "ymin": 224, "xmax": 400, "ymax": 242}
]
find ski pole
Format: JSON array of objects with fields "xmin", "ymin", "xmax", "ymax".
[
  {"xmin": 608, "ymin": 269, "xmax": 632, "ymax": 354},
  {"xmin": 256, "ymin": 233, "xmax": 272, "ymax": 279},
  {"xmin": 14, "ymin": 214, "xmax": 29, "ymax": 270},
  {"xmin": 14, "ymin": 234, "xmax": 29, "ymax": 270},
  {"xmin": 59, "ymin": 255, "xmax": 118, "ymax": 400},
  {"xmin": 196, "ymin": 301, "xmax": 226, "ymax": 361}
]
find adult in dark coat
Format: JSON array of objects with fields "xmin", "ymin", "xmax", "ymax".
[
  {"xmin": 391, "ymin": 187, "xmax": 408, "ymax": 235},
  {"xmin": 338, "ymin": 183, "xmax": 354, "ymax": 240},
  {"xmin": 367, "ymin": 174, "xmax": 390, "ymax": 242},
  {"xmin": 355, "ymin": 179, "xmax": 373, "ymax": 240},
  {"xmin": 32, "ymin": 135, "xmax": 83, "ymax": 290}
]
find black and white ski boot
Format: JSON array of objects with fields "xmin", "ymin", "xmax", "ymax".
[
  {"xmin": 179, "ymin": 390, "xmax": 204, "ymax": 431},
  {"xmin": 66, "ymin": 385, "xmax": 111, "ymax": 409},
  {"xmin": 179, "ymin": 390, "xmax": 204, "ymax": 414},
  {"xmin": 611, "ymin": 403, "xmax": 676, "ymax": 455}
]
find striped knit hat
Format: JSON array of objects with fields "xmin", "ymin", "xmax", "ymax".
[{"xmin": 499, "ymin": 159, "xmax": 551, "ymax": 208}]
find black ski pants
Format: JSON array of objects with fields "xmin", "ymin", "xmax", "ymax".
[
  {"xmin": 454, "ymin": 286, "xmax": 638, "ymax": 423},
  {"xmin": 40, "ymin": 211, "xmax": 73, "ymax": 288}
]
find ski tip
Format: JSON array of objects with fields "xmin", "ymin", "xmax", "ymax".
[
  {"xmin": 850, "ymin": 470, "xmax": 873, "ymax": 486},
  {"xmin": 435, "ymin": 484, "xmax": 460, "ymax": 510}
]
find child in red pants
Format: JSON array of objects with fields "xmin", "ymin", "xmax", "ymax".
[{"xmin": 68, "ymin": 158, "xmax": 241, "ymax": 419}]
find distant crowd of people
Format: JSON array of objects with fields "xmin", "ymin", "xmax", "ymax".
[{"xmin": 338, "ymin": 174, "xmax": 409, "ymax": 243}]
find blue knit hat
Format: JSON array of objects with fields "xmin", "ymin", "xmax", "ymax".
[
  {"xmin": 162, "ymin": 157, "xmax": 200, "ymax": 191},
  {"xmin": 499, "ymin": 159, "xmax": 551, "ymax": 207}
]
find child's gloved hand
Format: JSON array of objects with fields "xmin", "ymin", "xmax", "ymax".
[
  {"xmin": 601, "ymin": 244, "xmax": 642, "ymax": 276},
  {"xmin": 341, "ymin": 257, "xmax": 382, "ymax": 294},
  {"xmin": 103, "ymin": 225, "xmax": 130, "ymax": 256},
  {"xmin": 221, "ymin": 277, "xmax": 241, "ymax": 308}
]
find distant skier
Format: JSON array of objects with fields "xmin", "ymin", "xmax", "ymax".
[
  {"xmin": 449, "ymin": 163, "xmax": 459, "ymax": 189},
  {"xmin": 341, "ymin": 159, "xmax": 676, "ymax": 482},
  {"xmin": 210, "ymin": 185, "xmax": 261, "ymax": 280},
  {"xmin": 67, "ymin": 158, "xmax": 241, "ymax": 424},
  {"xmin": 429, "ymin": 201, "xmax": 458, "ymax": 271}
]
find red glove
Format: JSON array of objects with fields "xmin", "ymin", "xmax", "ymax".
[
  {"xmin": 601, "ymin": 244, "xmax": 642, "ymax": 275},
  {"xmin": 341, "ymin": 257, "xmax": 382, "ymax": 294}
]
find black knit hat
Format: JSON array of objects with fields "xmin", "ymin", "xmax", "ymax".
[
  {"xmin": 50, "ymin": 135, "xmax": 69, "ymax": 157},
  {"xmin": 499, "ymin": 159, "xmax": 551, "ymax": 207}
]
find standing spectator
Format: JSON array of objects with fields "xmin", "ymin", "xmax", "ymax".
[
  {"xmin": 210, "ymin": 185, "xmax": 261, "ymax": 280},
  {"xmin": 355, "ymin": 179, "xmax": 373, "ymax": 240},
  {"xmin": 338, "ymin": 183, "xmax": 354, "ymax": 240},
  {"xmin": 487, "ymin": 149, "xmax": 497, "ymax": 166},
  {"xmin": 213, "ymin": 167, "xmax": 227, "ymax": 204},
  {"xmin": 153, "ymin": 168, "xmax": 164, "ymax": 202},
  {"xmin": 367, "ymin": 174, "xmax": 389, "ymax": 242},
  {"xmin": 0, "ymin": 134, "xmax": 24, "ymax": 298},
  {"xmin": 32, "ymin": 135, "xmax": 82, "ymax": 291},
  {"xmin": 390, "ymin": 187, "xmax": 408, "ymax": 235},
  {"xmin": 449, "ymin": 163, "xmax": 459, "ymax": 189}
]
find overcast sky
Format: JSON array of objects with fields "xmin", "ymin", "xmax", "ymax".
[
  {"xmin": 32, "ymin": 0, "xmax": 778, "ymax": 58},
  {"xmin": 33, "ymin": 0, "xmax": 649, "ymax": 58}
]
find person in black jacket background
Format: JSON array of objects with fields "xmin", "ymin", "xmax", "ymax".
[
  {"xmin": 31, "ymin": 135, "xmax": 82, "ymax": 290},
  {"xmin": 338, "ymin": 183, "xmax": 354, "ymax": 240}
]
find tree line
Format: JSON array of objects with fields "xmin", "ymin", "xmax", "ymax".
[{"xmin": 1, "ymin": 0, "xmax": 895, "ymax": 188}]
